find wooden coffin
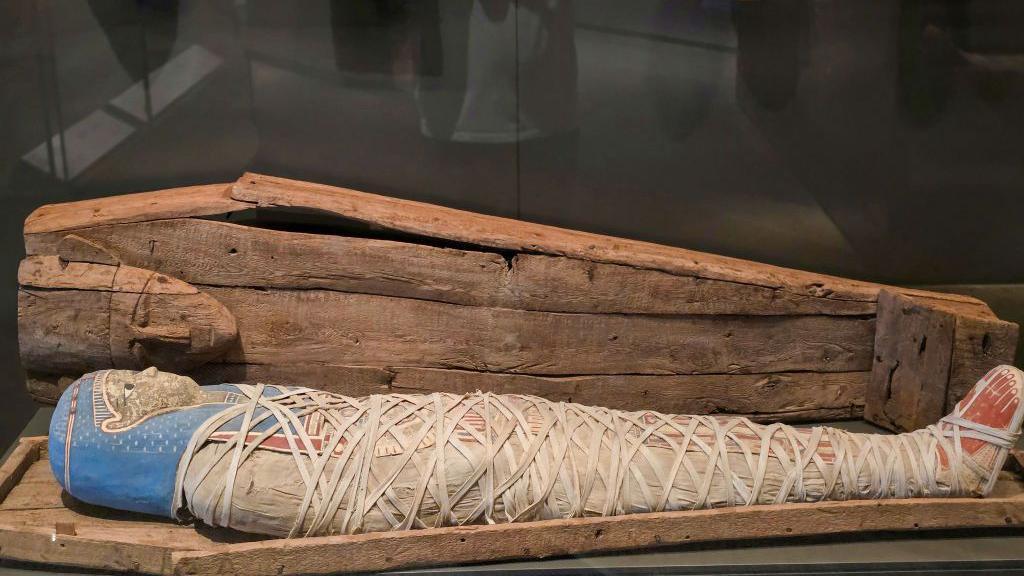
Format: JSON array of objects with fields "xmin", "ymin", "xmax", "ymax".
[
  {"xmin": 18, "ymin": 173, "xmax": 1019, "ymax": 432},
  {"xmin": 2, "ymin": 436, "xmax": 1024, "ymax": 574}
]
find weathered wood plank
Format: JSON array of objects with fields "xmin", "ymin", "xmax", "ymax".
[
  {"xmin": 18, "ymin": 257, "xmax": 238, "ymax": 375},
  {"xmin": 230, "ymin": 173, "xmax": 1001, "ymax": 312},
  {"xmin": 18, "ymin": 289, "xmax": 112, "ymax": 375},
  {"xmin": 21, "ymin": 174, "xmax": 998, "ymax": 316},
  {"xmin": 21, "ymin": 174, "xmax": 1003, "ymax": 320},
  {"xmin": 0, "ymin": 526, "xmax": 175, "ymax": 575},
  {"xmin": 19, "ymin": 255, "xmax": 202, "ymax": 295},
  {"xmin": 22, "ymin": 183, "xmax": 243, "ymax": 234},
  {"xmin": 32, "ymin": 218, "xmax": 511, "ymax": 310},
  {"xmin": 207, "ymin": 287, "xmax": 875, "ymax": 375},
  {"xmin": 24, "ymin": 219, "xmax": 877, "ymax": 315},
  {"xmin": 171, "ymin": 486, "xmax": 1024, "ymax": 576},
  {"xmin": 57, "ymin": 234, "xmax": 120, "ymax": 265},
  {"xmin": 864, "ymin": 291, "xmax": 956, "ymax": 432},
  {"xmin": 388, "ymin": 368, "xmax": 865, "ymax": 421},
  {"xmin": 18, "ymin": 257, "xmax": 117, "ymax": 291},
  {"xmin": 0, "ymin": 445, "xmax": 187, "ymax": 576},
  {"xmin": 0, "ymin": 462, "xmax": 64, "ymax": 511},
  {"xmin": 946, "ymin": 315, "xmax": 1020, "ymax": 410},
  {"xmin": 506, "ymin": 253, "xmax": 874, "ymax": 315},
  {"xmin": 0, "ymin": 438, "xmax": 43, "ymax": 505}
]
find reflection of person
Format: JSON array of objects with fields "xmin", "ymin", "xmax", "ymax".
[
  {"xmin": 414, "ymin": 0, "xmax": 577, "ymax": 143},
  {"xmin": 51, "ymin": 365, "xmax": 1024, "ymax": 538},
  {"xmin": 413, "ymin": 0, "xmax": 579, "ymax": 217}
]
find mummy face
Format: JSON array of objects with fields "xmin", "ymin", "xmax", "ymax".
[{"xmin": 100, "ymin": 367, "xmax": 203, "ymax": 432}]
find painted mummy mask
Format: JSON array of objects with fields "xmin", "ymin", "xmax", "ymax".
[{"xmin": 49, "ymin": 366, "xmax": 1024, "ymax": 538}]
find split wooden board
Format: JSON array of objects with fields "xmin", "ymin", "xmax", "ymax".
[{"xmin": 2, "ymin": 436, "xmax": 1023, "ymax": 575}]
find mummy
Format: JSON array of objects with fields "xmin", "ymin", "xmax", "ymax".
[{"xmin": 49, "ymin": 365, "xmax": 1024, "ymax": 538}]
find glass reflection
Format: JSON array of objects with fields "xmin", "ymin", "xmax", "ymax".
[{"xmin": 2, "ymin": 0, "xmax": 1023, "ymax": 448}]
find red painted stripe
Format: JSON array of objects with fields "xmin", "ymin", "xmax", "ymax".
[{"xmin": 64, "ymin": 381, "xmax": 82, "ymax": 492}]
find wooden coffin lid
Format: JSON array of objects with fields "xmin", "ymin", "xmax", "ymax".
[
  {"xmin": 20, "ymin": 174, "xmax": 1019, "ymax": 432},
  {"xmin": 23, "ymin": 173, "xmax": 997, "ymax": 317}
]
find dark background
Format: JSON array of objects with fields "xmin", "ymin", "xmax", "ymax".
[{"xmin": 1, "ymin": 0, "xmax": 1022, "ymax": 449}]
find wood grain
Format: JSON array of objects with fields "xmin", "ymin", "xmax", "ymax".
[
  {"xmin": 207, "ymin": 287, "xmax": 876, "ymax": 375},
  {"xmin": 946, "ymin": 314, "xmax": 1020, "ymax": 410},
  {"xmin": 23, "ymin": 175, "xmax": 995, "ymax": 310},
  {"xmin": 18, "ymin": 289, "xmax": 113, "ymax": 375},
  {"xmin": 864, "ymin": 290, "xmax": 956, "ymax": 432},
  {"xmin": 229, "ymin": 173, "xmax": 999, "ymax": 311},
  {"xmin": 17, "ymin": 257, "xmax": 238, "ymax": 375},
  {"xmin": 57, "ymin": 234, "xmax": 120, "ymax": 265},
  {"xmin": 22, "ymin": 183, "xmax": 244, "ymax": 234},
  {"xmin": 507, "ymin": 253, "xmax": 873, "ymax": 315},
  {"xmin": 388, "ymin": 368, "xmax": 865, "ymax": 421},
  {"xmin": 171, "ymin": 490, "xmax": 1024, "ymax": 576},
  {"xmin": 0, "ymin": 437, "xmax": 42, "ymax": 504},
  {"xmin": 24, "ymin": 219, "xmax": 877, "ymax": 315}
]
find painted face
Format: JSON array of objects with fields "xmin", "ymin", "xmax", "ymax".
[{"xmin": 100, "ymin": 367, "xmax": 203, "ymax": 432}]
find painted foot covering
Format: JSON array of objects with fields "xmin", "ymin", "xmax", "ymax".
[{"xmin": 937, "ymin": 365, "xmax": 1024, "ymax": 496}]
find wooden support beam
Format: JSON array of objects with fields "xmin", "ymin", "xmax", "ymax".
[{"xmin": 865, "ymin": 290, "xmax": 956, "ymax": 432}]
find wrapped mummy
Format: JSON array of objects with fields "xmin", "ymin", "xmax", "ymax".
[{"xmin": 49, "ymin": 366, "xmax": 1023, "ymax": 538}]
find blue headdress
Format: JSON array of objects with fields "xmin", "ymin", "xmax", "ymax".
[{"xmin": 48, "ymin": 371, "xmax": 244, "ymax": 517}]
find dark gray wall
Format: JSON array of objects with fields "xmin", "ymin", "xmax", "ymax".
[{"xmin": 1, "ymin": 0, "xmax": 1022, "ymax": 448}]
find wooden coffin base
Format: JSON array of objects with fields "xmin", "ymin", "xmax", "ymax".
[{"xmin": 2, "ymin": 436, "xmax": 1024, "ymax": 575}]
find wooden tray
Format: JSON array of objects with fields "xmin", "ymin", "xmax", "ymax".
[{"xmin": 2, "ymin": 436, "xmax": 1023, "ymax": 575}]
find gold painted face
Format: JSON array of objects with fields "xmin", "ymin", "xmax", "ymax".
[{"xmin": 100, "ymin": 367, "xmax": 203, "ymax": 432}]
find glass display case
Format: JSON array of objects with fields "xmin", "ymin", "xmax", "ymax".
[{"xmin": 1, "ymin": 1, "xmax": 1022, "ymax": 573}]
